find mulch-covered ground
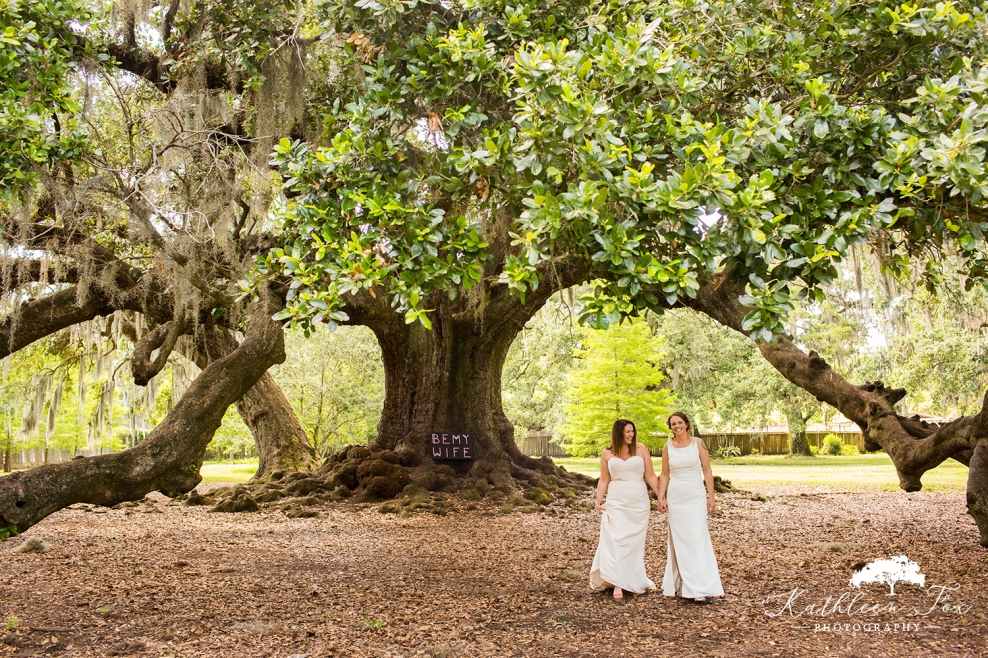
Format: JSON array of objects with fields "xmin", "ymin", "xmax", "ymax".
[{"xmin": 1, "ymin": 486, "xmax": 985, "ymax": 657}]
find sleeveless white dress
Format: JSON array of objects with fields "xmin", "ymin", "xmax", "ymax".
[
  {"xmin": 662, "ymin": 438, "xmax": 724, "ymax": 598},
  {"xmin": 590, "ymin": 455, "xmax": 656, "ymax": 594}
]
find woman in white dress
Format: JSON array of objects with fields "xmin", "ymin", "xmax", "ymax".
[
  {"xmin": 657, "ymin": 411, "xmax": 724, "ymax": 602},
  {"xmin": 590, "ymin": 419, "xmax": 662, "ymax": 601}
]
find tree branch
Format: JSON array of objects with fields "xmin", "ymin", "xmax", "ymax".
[
  {"xmin": 131, "ymin": 316, "xmax": 191, "ymax": 386},
  {"xmin": 0, "ymin": 259, "xmax": 79, "ymax": 292},
  {"xmin": 687, "ymin": 276, "xmax": 976, "ymax": 490},
  {"xmin": 0, "ymin": 286, "xmax": 116, "ymax": 360},
  {"xmin": 0, "ymin": 293, "xmax": 287, "ymax": 531}
]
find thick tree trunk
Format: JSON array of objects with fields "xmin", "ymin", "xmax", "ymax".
[
  {"xmin": 0, "ymin": 300, "xmax": 287, "ymax": 532},
  {"xmin": 342, "ymin": 257, "xmax": 592, "ymax": 494},
  {"xmin": 370, "ymin": 309, "xmax": 522, "ymax": 489},
  {"xmin": 194, "ymin": 326, "xmax": 317, "ymax": 477},
  {"xmin": 967, "ymin": 439, "xmax": 988, "ymax": 547}
]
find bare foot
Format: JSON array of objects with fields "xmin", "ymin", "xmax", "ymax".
[{"xmin": 613, "ymin": 587, "xmax": 624, "ymax": 601}]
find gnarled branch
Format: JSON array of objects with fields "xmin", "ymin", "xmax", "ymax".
[
  {"xmin": 0, "ymin": 286, "xmax": 116, "ymax": 360},
  {"xmin": 687, "ymin": 277, "xmax": 977, "ymax": 491},
  {"xmin": 131, "ymin": 316, "xmax": 191, "ymax": 386},
  {"xmin": 0, "ymin": 293, "xmax": 287, "ymax": 532}
]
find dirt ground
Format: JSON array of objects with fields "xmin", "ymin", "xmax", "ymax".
[{"xmin": 1, "ymin": 486, "xmax": 986, "ymax": 658}]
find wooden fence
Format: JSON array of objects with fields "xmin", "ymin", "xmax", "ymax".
[
  {"xmin": 516, "ymin": 430, "xmax": 865, "ymax": 458},
  {"xmin": 518, "ymin": 431, "xmax": 570, "ymax": 458},
  {"xmin": 700, "ymin": 430, "xmax": 864, "ymax": 455}
]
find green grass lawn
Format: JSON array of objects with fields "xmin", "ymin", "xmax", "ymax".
[
  {"xmin": 7, "ymin": 454, "xmax": 969, "ymax": 492},
  {"xmin": 199, "ymin": 461, "xmax": 258, "ymax": 484},
  {"xmin": 553, "ymin": 453, "xmax": 968, "ymax": 492},
  {"xmin": 2, "ymin": 460, "xmax": 261, "ymax": 484}
]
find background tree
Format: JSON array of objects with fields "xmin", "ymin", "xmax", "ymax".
[
  {"xmin": 501, "ymin": 292, "xmax": 579, "ymax": 435},
  {"xmin": 653, "ymin": 308, "xmax": 827, "ymax": 454},
  {"xmin": 739, "ymin": 357, "xmax": 821, "ymax": 456},
  {"xmin": 272, "ymin": 327, "xmax": 385, "ymax": 456},
  {"xmin": 560, "ymin": 321, "xmax": 675, "ymax": 457},
  {"xmin": 651, "ymin": 310, "xmax": 756, "ymax": 432}
]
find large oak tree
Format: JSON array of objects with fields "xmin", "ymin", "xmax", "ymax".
[
  {"xmin": 263, "ymin": 0, "xmax": 988, "ymax": 532},
  {"xmin": 0, "ymin": 0, "xmax": 322, "ymax": 531},
  {"xmin": 3, "ymin": 0, "xmax": 988, "ymax": 545}
]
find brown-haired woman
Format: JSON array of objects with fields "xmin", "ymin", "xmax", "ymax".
[
  {"xmin": 590, "ymin": 419, "xmax": 662, "ymax": 601},
  {"xmin": 657, "ymin": 411, "xmax": 723, "ymax": 602}
]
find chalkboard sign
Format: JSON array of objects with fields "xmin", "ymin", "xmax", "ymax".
[{"xmin": 430, "ymin": 432, "xmax": 474, "ymax": 460}]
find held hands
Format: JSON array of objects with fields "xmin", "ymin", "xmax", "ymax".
[{"xmin": 657, "ymin": 497, "xmax": 668, "ymax": 513}]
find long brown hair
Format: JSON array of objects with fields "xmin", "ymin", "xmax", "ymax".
[{"xmin": 611, "ymin": 419, "xmax": 637, "ymax": 457}]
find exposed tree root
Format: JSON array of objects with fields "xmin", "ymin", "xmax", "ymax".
[{"xmin": 202, "ymin": 443, "xmax": 595, "ymax": 514}]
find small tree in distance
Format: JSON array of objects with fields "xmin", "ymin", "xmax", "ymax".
[{"xmin": 561, "ymin": 321, "xmax": 675, "ymax": 457}]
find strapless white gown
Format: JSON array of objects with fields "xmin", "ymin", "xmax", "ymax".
[
  {"xmin": 590, "ymin": 455, "xmax": 656, "ymax": 594},
  {"xmin": 662, "ymin": 438, "xmax": 724, "ymax": 598}
]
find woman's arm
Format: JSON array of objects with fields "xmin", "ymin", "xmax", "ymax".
[
  {"xmin": 640, "ymin": 443, "xmax": 661, "ymax": 499},
  {"xmin": 657, "ymin": 443, "xmax": 670, "ymax": 513},
  {"xmin": 697, "ymin": 438, "xmax": 716, "ymax": 514},
  {"xmin": 595, "ymin": 450, "xmax": 612, "ymax": 513}
]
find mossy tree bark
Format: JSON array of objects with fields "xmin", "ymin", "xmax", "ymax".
[{"xmin": 344, "ymin": 258, "xmax": 590, "ymax": 490}]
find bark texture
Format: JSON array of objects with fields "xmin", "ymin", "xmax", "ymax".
[
  {"xmin": 193, "ymin": 325, "xmax": 317, "ymax": 477},
  {"xmin": 341, "ymin": 258, "xmax": 592, "ymax": 493},
  {"xmin": 0, "ymin": 300, "xmax": 288, "ymax": 532},
  {"xmin": 968, "ymin": 439, "xmax": 988, "ymax": 547}
]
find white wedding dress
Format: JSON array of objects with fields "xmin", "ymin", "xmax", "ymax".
[
  {"xmin": 662, "ymin": 438, "xmax": 724, "ymax": 598},
  {"xmin": 590, "ymin": 455, "xmax": 656, "ymax": 594}
]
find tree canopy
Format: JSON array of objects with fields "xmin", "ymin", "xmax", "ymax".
[{"xmin": 266, "ymin": 0, "xmax": 988, "ymax": 340}]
